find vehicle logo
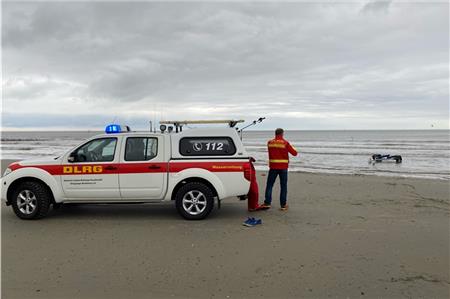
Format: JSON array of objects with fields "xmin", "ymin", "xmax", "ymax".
[
  {"xmin": 63, "ymin": 165, "xmax": 103, "ymax": 174},
  {"xmin": 193, "ymin": 142, "xmax": 203, "ymax": 152}
]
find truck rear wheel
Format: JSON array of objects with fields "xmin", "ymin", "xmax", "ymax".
[
  {"xmin": 11, "ymin": 181, "xmax": 51, "ymax": 220},
  {"xmin": 175, "ymin": 182, "xmax": 214, "ymax": 220}
]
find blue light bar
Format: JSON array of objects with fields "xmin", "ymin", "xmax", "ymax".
[{"xmin": 105, "ymin": 124, "xmax": 122, "ymax": 134}]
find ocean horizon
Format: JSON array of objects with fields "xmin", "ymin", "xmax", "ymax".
[{"xmin": 1, "ymin": 129, "xmax": 449, "ymax": 180}]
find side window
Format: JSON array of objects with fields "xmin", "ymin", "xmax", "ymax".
[
  {"xmin": 125, "ymin": 137, "xmax": 158, "ymax": 161},
  {"xmin": 72, "ymin": 138, "xmax": 117, "ymax": 162},
  {"xmin": 179, "ymin": 137, "xmax": 236, "ymax": 156}
]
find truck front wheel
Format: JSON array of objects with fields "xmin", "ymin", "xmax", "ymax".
[
  {"xmin": 11, "ymin": 181, "xmax": 51, "ymax": 220},
  {"xmin": 175, "ymin": 182, "xmax": 214, "ymax": 220}
]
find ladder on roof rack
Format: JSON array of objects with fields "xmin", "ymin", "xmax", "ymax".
[{"xmin": 159, "ymin": 119, "xmax": 244, "ymax": 132}]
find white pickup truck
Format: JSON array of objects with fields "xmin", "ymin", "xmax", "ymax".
[{"xmin": 1, "ymin": 126, "xmax": 252, "ymax": 220}]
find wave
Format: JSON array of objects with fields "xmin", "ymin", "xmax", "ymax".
[
  {"xmin": 292, "ymin": 144, "xmax": 450, "ymax": 150},
  {"xmin": 247, "ymin": 148, "xmax": 449, "ymax": 159},
  {"xmin": 295, "ymin": 151, "xmax": 450, "ymax": 158},
  {"xmin": 244, "ymin": 143, "xmax": 450, "ymax": 151},
  {"xmin": 0, "ymin": 147, "xmax": 35, "ymax": 151},
  {"xmin": 254, "ymin": 165, "xmax": 450, "ymax": 180},
  {"xmin": 1, "ymin": 138, "xmax": 48, "ymax": 142}
]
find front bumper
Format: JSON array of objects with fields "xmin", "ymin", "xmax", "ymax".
[{"xmin": 1, "ymin": 177, "xmax": 10, "ymax": 205}]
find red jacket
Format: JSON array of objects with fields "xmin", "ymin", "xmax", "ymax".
[{"xmin": 267, "ymin": 135, "xmax": 298, "ymax": 169}]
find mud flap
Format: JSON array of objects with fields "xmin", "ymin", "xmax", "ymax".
[{"xmin": 217, "ymin": 197, "xmax": 221, "ymax": 209}]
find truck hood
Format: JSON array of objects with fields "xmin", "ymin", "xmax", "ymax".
[{"xmin": 12, "ymin": 156, "xmax": 62, "ymax": 167}]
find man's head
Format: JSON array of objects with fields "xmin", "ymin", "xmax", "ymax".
[{"xmin": 275, "ymin": 128, "xmax": 284, "ymax": 137}]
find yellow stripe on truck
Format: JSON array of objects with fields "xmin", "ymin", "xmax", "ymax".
[{"xmin": 269, "ymin": 159, "xmax": 289, "ymax": 163}]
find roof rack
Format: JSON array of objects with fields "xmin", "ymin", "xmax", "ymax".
[{"xmin": 160, "ymin": 119, "xmax": 244, "ymax": 132}]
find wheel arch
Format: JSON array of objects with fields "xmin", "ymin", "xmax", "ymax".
[
  {"xmin": 7, "ymin": 177, "xmax": 55, "ymax": 206},
  {"xmin": 165, "ymin": 167, "xmax": 226, "ymax": 201},
  {"xmin": 171, "ymin": 177, "xmax": 218, "ymax": 201}
]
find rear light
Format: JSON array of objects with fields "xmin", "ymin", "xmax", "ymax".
[{"xmin": 243, "ymin": 162, "xmax": 252, "ymax": 181}]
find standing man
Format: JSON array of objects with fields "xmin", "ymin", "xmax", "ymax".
[{"xmin": 261, "ymin": 128, "xmax": 298, "ymax": 211}]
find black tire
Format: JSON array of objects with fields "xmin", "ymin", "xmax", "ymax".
[
  {"xmin": 53, "ymin": 203, "xmax": 63, "ymax": 210},
  {"xmin": 175, "ymin": 182, "xmax": 214, "ymax": 220},
  {"xmin": 11, "ymin": 181, "xmax": 51, "ymax": 220}
]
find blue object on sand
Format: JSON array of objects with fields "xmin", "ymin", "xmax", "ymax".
[
  {"xmin": 243, "ymin": 217, "xmax": 262, "ymax": 227},
  {"xmin": 243, "ymin": 217, "xmax": 254, "ymax": 226},
  {"xmin": 253, "ymin": 218, "xmax": 262, "ymax": 225}
]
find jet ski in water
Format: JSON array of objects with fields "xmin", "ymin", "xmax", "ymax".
[{"xmin": 370, "ymin": 154, "xmax": 402, "ymax": 164}]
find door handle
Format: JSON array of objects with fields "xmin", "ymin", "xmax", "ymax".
[
  {"xmin": 148, "ymin": 165, "xmax": 161, "ymax": 170},
  {"xmin": 104, "ymin": 165, "xmax": 118, "ymax": 171}
]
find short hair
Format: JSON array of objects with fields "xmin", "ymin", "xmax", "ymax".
[{"xmin": 275, "ymin": 128, "xmax": 284, "ymax": 135}]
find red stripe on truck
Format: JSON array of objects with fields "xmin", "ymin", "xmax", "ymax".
[
  {"xmin": 10, "ymin": 161, "xmax": 250, "ymax": 175},
  {"xmin": 168, "ymin": 162, "xmax": 246, "ymax": 173}
]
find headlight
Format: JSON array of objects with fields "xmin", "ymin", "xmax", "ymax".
[{"xmin": 2, "ymin": 168, "xmax": 12, "ymax": 177}]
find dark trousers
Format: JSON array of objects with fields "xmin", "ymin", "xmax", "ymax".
[{"xmin": 264, "ymin": 169, "xmax": 288, "ymax": 207}]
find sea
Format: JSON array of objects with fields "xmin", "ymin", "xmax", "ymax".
[{"xmin": 1, "ymin": 130, "xmax": 449, "ymax": 180}]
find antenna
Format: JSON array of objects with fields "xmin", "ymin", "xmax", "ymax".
[
  {"xmin": 238, "ymin": 117, "xmax": 266, "ymax": 139},
  {"xmin": 153, "ymin": 104, "xmax": 157, "ymax": 133}
]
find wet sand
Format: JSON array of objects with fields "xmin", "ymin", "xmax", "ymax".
[{"xmin": 1, "ymin": 159, "xmax": 449, "ymax": 298}]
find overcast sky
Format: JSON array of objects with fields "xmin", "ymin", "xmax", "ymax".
[{"xmin": 2, "ymin": 1, "xmax": 449, "ymax": 130}]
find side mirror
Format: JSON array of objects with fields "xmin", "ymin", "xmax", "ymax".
[{"xmin": 68, "ymin": 152, "xmax": 76, "ymax": 163}]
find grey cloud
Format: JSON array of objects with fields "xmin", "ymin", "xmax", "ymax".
[
  {"xmin": 361, "ymin": 1, "xmax": 392, "ymax": 14},
  {"xmin": 2, "ymin": 1, "xmax": 449, "ymax": 129}
]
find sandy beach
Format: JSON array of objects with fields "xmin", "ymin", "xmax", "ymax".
[{"xmin": 1, "ymin": 159, "xmax": 449, "ymax": 298}]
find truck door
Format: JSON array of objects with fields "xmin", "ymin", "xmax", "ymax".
[
  {"xmin": 62, "ymin": 137, "xmax": 121, "ymax": 199},
  {"xmin": 118, "ymin": 136, "xmax": 166, "ymax": 199}
]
